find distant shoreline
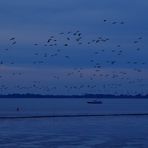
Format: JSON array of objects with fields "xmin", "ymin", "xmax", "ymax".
[{"xmin": 0, "ymin": 94, "xmax": 147, "ymax": 99}]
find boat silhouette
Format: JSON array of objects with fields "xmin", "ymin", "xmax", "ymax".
[{"xmin": 87, "ymin": 100, "xmax": 102, "ymax": 104}]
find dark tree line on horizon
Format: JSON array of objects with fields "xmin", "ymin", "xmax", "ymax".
[{"xmin": 0, "ymin": 93, "xmax": 148, "ymax": 99}]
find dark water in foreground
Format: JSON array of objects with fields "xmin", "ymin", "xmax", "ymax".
[
  {"xmin": 0, "ymin": 98, "xmax": 148, "ymax": 147},
  {"xmin": 1, "ymin": 116, "xmax": 148, "ymax": 147}
]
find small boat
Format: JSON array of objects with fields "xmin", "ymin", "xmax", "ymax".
[{"xmin": 87, "ymin": 100, "xmax": 102, "ymax": 104}]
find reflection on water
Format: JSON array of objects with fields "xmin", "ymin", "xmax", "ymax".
[
  {"xmin": 0, "ymin": 116, "xmax": 148, "ymax": 147},
  {"xmin": 0, "ymin": 98, "xmax": 148, "ymax": 147}
]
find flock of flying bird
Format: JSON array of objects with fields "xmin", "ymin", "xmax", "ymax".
[{"xmin": 0, "ymin": 19, "xmax": 147, "ymax": 95}]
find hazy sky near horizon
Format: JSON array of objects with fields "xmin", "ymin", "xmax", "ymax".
[{"xmin": 0, "ymin": 0, "xmax": 148, "ymax": 94}]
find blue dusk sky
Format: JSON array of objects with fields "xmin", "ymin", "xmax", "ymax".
[{"xmin": 0, "ymin": 0, "xmax": 148, "ymax": 95}]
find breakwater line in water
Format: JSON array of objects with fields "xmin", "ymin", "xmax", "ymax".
[{"xmin": 1, "ymin": 113, "xmax": 148, "ymax": 119}]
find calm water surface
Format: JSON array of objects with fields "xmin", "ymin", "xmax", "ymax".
[
  {"xmin": 0, "ymin": 116, "xmax": 148, "ymax": 147},
  {"xmin": 0, "ymin": 98, "xmax": 148, "ymax": 116},
  {"xmin": 0, "ymin": 98, "xmax": 148, "ymax": 147}
]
